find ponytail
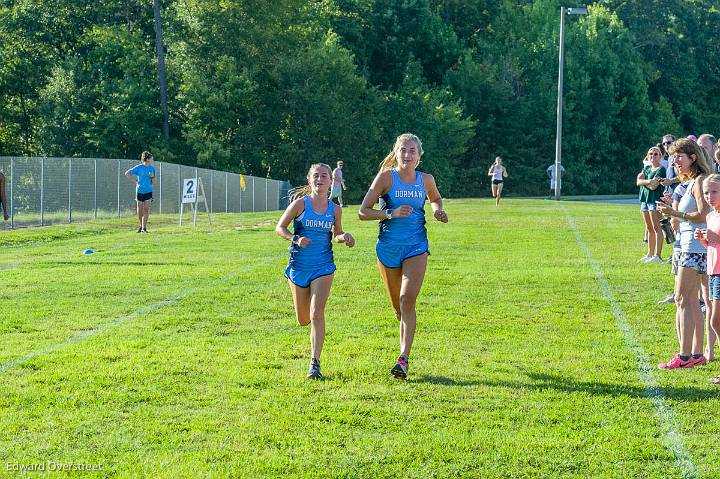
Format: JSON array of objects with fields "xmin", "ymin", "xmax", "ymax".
[
  {"xmin": 288, "ymin": 185, "xmax": 312, "ymax": 202},
  {"xmin": 379, "ymin": 151, "xmax": 397, "ymax": 172}
]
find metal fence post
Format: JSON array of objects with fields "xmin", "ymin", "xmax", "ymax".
[
  {"xmin": 210, "ymin": 170, "xmax": 213, "ymax": 213},
  {"xmin": 9, "ymin": 158, "xmax": 14, "ymax": 229},
  {"xmin": 252, "ymin": 176, "xmax": 255, "ymax": 212},
  {"xmin": 194, "ymin": 167, "xmax": 199, "ymax": 225},
  {"xmin": 117, "ymin": 159, "xmax": 121, "ymax": 218},
  {"xmin": 40, "ymin": 157, "xmax": 45, "ymax": 226},
  {"xmin": 225, "ymin": 172, "xmax": 228, "ymax": 213},
  {"xmin": 158, "ymin": 162, "xmax": 162, "ymax": 214},
  {"xmin": 68, "ymin": 158, "xmax": 73, "ymax": 223},
  {"xmin": 265, "ymin": 178, "xmax": 268, "ymax": 212},
  {"xmin": 94, "ymin": 159, "xmax": 98, "ymax": 219}
]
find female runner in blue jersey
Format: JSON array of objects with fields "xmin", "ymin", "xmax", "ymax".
[
  {"xmin": 276, "ymin": 163, "xmax": 355, "ymax": 379},
  {"xmin": 359, "ymin": 133, "xmax": 448, "ymax": 379}
]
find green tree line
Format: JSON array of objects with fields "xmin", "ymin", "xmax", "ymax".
[{"xmin": 1, "ymin": 0, "xmax": 718, "ymax": 199}]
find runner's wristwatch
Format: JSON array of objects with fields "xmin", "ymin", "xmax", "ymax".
[{"xmin": 385, "ymin": 209, "xmax": 393, "ymax": 219}]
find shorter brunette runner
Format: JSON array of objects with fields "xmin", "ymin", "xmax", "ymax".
[{"xmin": 276, "ymin": 163, "xmax": 355, "ymax": 379}]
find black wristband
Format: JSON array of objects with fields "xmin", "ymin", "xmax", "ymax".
[{"xmin": 292, "ymin": 235, "xmax": 299, "ymax": 245}]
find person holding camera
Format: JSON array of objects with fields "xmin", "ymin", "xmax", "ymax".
[{"xmin": 637, "ymin": 146, "xmax": 666, "ymax": 262}]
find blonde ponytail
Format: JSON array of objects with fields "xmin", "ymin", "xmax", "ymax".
[
  {"xmin": 288, "ymin": 185, "xmax": 312, "ymax": 202},
  {"xmin": 379, "ymin": 151, "xmax": 397, "ymax": 172}
]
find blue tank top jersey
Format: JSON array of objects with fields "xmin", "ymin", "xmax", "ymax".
[
  {"xmin": 288, "ymin": 196, "xmax": 335, "ymax": 271},
  {"xmin": 378, "ymin": 169, "xmax": 427, "ymax": 244}
]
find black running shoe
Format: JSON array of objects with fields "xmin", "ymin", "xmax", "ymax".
[
  {"xmin": 307, "ymin": 358, "xmax": 322, "ymax": 379},
  {"xmin": 390, "ymin": 356, "xmax": 408, "ymax": 379}
]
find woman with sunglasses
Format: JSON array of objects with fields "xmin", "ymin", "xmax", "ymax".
[{"xmin": 660, "ymin": 135, "xmax": 680, "ymax": 194}]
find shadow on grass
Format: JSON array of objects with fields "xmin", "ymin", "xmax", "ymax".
[{"xmin": 481, "ymin": 371, "xmax": 718, "ymax": 402}]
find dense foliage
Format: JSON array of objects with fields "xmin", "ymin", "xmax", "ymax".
[{"xmin": 1, "ymin": 0, "xmax": 718, "ymax": 198}]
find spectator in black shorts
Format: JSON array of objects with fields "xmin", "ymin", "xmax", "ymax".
[{"xmin": 125, "ymin": 151, "xmax": 156, "ymax": 233}]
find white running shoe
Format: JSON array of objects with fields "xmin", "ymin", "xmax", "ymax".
[
  {"xmin": 640, "ymin": 255, "xmax": 651, "ymax": 262},
  {"xmin": 658, "ymin": 293, "xmax": 675, "ymax": 305},
  {"xmin": 647, "ymin": 255, "xmax": 662, "ymax": 263}
]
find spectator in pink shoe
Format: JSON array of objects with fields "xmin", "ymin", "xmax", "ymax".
[{"xmin": 657, "ymin": 139, "xmax": 713, "ymax": 369}]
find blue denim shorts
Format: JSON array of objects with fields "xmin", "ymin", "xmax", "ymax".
[
  {"xmin": 284, "ymin": 263, "xmax": 336, "ymax": 288},
  {"xmin": 640, "ymin": 201, "xmax": 657, "ymax": 212},
  {"xmin": 376, "ymin": 240, "xmax": 430, "ymax": 268},
  {"xmin": 709, "ymin": 275, "xmax": 720, "ymax": 301}
]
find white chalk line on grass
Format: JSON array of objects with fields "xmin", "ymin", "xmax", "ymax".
[
  {"xmin": 564, "ymin": 207, "xmax": 697, "ymax": 479},
  {"xmin": 0, "ymin": 255, "xmax": 283, "ymax": 374}
]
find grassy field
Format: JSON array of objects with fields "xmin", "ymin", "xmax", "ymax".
[{"xmin": 1, "ymin": 198, "xmax": 718, "ymax": 478}]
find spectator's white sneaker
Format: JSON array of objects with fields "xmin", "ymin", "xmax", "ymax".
[
  {"xmin": 658, "ymin": 293, "xmax": 675, "ymax": 305},
  {"xmin": 640, "ymin": 255, "xmax": 651, "ymax": 262},
  {"xmin": 647, "ymin": 256, "xmax": 663, "ymax": 263}
]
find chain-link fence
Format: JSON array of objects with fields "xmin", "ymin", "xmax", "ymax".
[{"xmin": 0, "ymin": 157, "xmax": 292, "ymax": 228}]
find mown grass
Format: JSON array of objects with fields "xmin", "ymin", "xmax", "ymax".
[{"xmin": 0, "ymin": 199, "xmax": 718, "ymax": 478}]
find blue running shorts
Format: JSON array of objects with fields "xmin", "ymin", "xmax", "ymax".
[
  {"xmin": 376, "ymin": 240, "xmax": 430, "ymax": 268},
  {"xmin": 285, "ymin": 263, "xmax": 336, "ymax": 288}
]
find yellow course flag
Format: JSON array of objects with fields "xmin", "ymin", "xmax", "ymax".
[{"xmin": 240, "ymin": 175, "xmax": 246, "ymax": 191}]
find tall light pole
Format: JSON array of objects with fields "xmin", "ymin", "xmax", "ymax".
[{"xmin": 554, "ymin": 6, "xmax": 587, "ymax": 200}]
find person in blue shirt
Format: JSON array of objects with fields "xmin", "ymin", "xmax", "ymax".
[
  {"xmin": 276, "ymin": 163, "xmax": 355, "ymax": 379},
  {"xmin": 125, "ymin": 151, "xmax": 156, "ymax": 233},
  {"xmin": 359, "ymin": 133, "xmax": 448, "ymax": 379}
]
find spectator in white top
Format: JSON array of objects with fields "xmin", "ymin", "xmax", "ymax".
[
  {"xmin": 330, "ymin": 161, "xmax": 347, "ymax": 207},
  {"xmin": 547, "ymin": 163, "xmax": 565, "ymax": 196}
]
